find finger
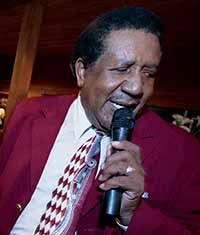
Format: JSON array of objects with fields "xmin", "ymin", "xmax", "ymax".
[
  {"xmin": 99, "ymin": 175, "xmax": 144, "ymax": 192},
  {"xmin": 99, "ymin": 154, "xmax": 144, "ymax": 183},
  {"xmin": 106, "ymin": 143, "xmax": 113, "ymax": 158},
  {"xmin": 104, "ymin": 150, "xmax": 138, "ymax": 166},
  {"xmin": 103, "ymin": 150, "xmax": 143, "ymax": 176},
  {"xmin": 99, "ymin": 161, "xmax": 129, "ymax": 181},
  {"xmin": 111, "ymin": 141, "xmax": 141, "ymax": 165},
  {"xmin": 99, "ymin": 176, "xmax": 125, "ymax": 190}
]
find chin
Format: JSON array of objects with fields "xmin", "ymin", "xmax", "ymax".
[
  {"xmin": 98, "ymin": 118, "xmax": 112, "ymax": 132},
  {"xmin": 97, "ymin": 110, "xmax": 113, "ymax": 130}
]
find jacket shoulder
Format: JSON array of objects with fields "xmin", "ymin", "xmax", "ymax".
[
  {"xmin": 145, "ymin": 110, "xmax": 200, "ymax": 159},
  {"xmin": 0, "ymin": 95, "xmax": 76, "ymax": 170},
  {"xmin": 8, "ymin": 95, "xmax": 76, "ymax": 119}
]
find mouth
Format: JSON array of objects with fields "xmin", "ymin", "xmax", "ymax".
[
  {"xmin": 110, "ymin": 100, "xmax": 139, "ymax": 110},
  {"xmin": 112, "ymin": 102, "xmax": 125, "ymax": 109}
]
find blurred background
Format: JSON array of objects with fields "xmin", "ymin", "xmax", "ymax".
[{"xmin": 0, "ymin": 0, "xmax": 200, "ymax": 140}]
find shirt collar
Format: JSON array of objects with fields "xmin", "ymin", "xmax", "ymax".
[{"xmin": 72, "ymin": 96, "xmax": 93, "ymax": 140}]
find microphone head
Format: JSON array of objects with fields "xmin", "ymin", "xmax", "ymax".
[{"xmin": 111, "ymin": 107, "xmax": 135, "ymax": 129}]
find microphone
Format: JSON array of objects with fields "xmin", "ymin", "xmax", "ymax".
[{"xmin": 102, "ymin": 107, "xmax": 135, "ymax": 218}]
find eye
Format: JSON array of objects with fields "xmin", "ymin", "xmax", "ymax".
[
  {"xmin": 116, "ymin": 67, "xmax": 130, "ymax": 72},
  {"xmin": 143, "ymin": 71, "xmax": 156, "ymax": 79},
  {"xmin": 110, "ymin": 66, "xmax": 131, "ymax": 74}
]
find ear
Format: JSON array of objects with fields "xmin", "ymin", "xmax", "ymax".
[{"xmin": 75, "ymin": 58, "xmax": 86, "ymax": 88}]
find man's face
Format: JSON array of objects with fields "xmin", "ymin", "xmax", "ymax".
[{"xmin": 76, "ymin": 29, "xmax": 162, "ymax": 131}]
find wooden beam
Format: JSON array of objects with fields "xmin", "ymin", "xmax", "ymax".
[{"xmin": 4, "ymin": 0, "xmax": 47, "ymax": 130}]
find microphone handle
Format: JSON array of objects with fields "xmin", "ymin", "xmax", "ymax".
[
  {"xmin": 103, "ymin": 188, "xmax": 123, "ymax": 217},
  {"xmin": 103, "ymin": 127, "xmax": 132, "ymax": 218}
]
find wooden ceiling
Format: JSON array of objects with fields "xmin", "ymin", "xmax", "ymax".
[
  {"xmin": 0, "ymin": 0, "xmax": 199, "ymax": 56},
  {"xmin": 0, "ymin": 0, "xmax": 200, "ymax": 109}
]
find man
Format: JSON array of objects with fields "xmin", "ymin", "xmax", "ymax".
[{"xmin": 0, "ymin": 6, "xmax": 200, "ymax": 235}]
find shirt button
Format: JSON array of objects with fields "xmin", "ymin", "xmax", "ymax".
[{"xmin": 16, "ymin": 203, "xmax": 22, "ymax": 212}]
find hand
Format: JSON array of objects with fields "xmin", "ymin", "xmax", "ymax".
[{"xmin": 98, "ymin": 140, "xmax": 144, "ymax": 225}]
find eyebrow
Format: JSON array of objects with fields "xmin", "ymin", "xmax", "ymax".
[
  {"xmin": 143, "ymin": 63, "xmax": 159, "ymax": 69},
  {"xmin": 108, "ymin": 61, "xmax": 134, "ymax": 70},
  {"xmin": 109, "ymin": 60, "xmax": 159, "ymax": 70}
]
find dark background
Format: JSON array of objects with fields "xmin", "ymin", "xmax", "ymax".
[{"xmin": 0, "ymin": 0, "xmax": 200, "ymax": 110}]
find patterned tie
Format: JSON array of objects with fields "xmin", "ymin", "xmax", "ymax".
[{"xmin": 34, "ymin": 135, "xmax": 96, "ymax": 235}]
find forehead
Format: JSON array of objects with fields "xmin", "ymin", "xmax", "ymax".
[{"xmin": 100, "ymin": 29, "xmax": 162, "ymax": 66}]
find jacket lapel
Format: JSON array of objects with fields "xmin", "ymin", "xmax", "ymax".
[
  {"xmin": 133, "ymin": 110, "xmax": 158, "ymax": 163},
  {"xmin": 30, "ymin": 116, "xmax": 62, "ymax": 192},
  {"xmin": 30, "ymin": 95, "xmax": 75, "ymax": 192}
]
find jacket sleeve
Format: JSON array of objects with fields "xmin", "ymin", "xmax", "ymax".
[{"xmin": 126, "ymin": 139, "xmax": 200, "ymax": 235}]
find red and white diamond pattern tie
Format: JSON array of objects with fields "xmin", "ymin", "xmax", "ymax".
[{"xmin": 34, "ymin": 135, "xmax": 96, "ymax": 235}]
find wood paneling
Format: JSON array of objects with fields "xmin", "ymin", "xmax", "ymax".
[{"xmin": 4, "ymin": 0, "xmax": 47, "ymax": 127}]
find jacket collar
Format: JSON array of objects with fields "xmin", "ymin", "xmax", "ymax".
[
  {"xmin": 30, "ymin": 95, "xmax": 76, "ymax": 192},
  {"xmin": 132, "ymin": 109, "xmax": 158, "ymax": 162}
]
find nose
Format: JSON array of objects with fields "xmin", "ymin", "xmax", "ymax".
[{"xmin": 121, "ymin": 71, "xmax": 143, "ymax": 98}]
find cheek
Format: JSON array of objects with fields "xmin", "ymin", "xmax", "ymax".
[
  {"xmin": 143, "ymin": 79, "xmax": 155, "ymax": 98},
  {"xmin": 97, "ymin": 103, "xmax": 114, "ymax": 129},
  {"xmin": 90, "ymin": 87, "xmax": 105, "ymax": 110},
  {"xmin": 83, "ymin": 78, "xmax": 103, "ymax": 105},
  {"xmin": 91, "ymin": 78, "xmax": 114, "ymax": 108}
]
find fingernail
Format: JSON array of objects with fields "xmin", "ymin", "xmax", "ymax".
[
  {"xmin": 99, "ymin": 183, "xmax": 105, "ymax": 189},
  {"xmin": 98, "ymin": 175, "xmax": 102, "ymax": 180},
  {"xmin": 112, "ymin": 141, "xmax": 120, "ymax": 145}
]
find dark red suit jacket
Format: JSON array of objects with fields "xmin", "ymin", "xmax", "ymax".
[{"xmin": 0, "ymin": 95, "xmax": 200, "ymax": 235}]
